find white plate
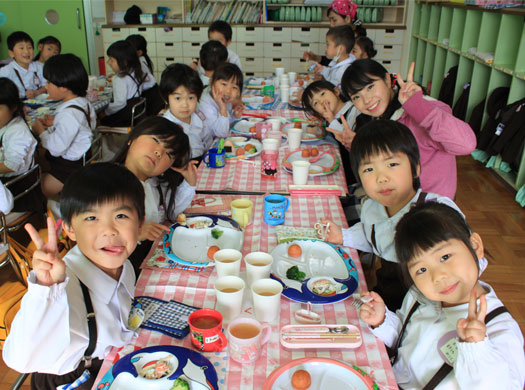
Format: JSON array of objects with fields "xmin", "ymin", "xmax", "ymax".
[
  {"xmin": 231, "ymin": 117, "xmax": 265, "ymax": 134},
  {"xmin": 281, "ymin": 122, "xmax": 325, "ymax": 143}
]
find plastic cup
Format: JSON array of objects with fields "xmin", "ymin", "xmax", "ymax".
[
  {"xmin": 251, "ymin": 278, "xmax": 283, "ymax": 323},
  {"xmin": 214, "ymin": 249, "xmax": 242, "ymax": 278},
  {"xmin": 262, "ymin": 138, "xmax": 280, "ymax": 151},
  {"xmin": 244, "ymin": 252, "xmax": 273, "ymax": 287},
  {"xmin": 280, "ymin": 86, "xmax": 290, "ymax": 103},
  {"xmin": 288, "ymin": 72, "xmax": 297, "ymax": 83},
  {"xmin": 287, "ymin": 128, "xmax": 303, "ymax": 151},
  {"xmin": 275, "ymin": 67, "xmax": 285, "ymax": 77},
  {"xmin": 215, "ymin": 276, "xmax": 245, "ymax": 321},
  {"xmin": 292, "ymin": 160, "xmax": 311, "ymax": 185}
]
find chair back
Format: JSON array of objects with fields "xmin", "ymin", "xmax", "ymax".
[
  {"xmin": 130, "ymin": 97, "xmax": 146, "ymax": 127},
  {"xmin": 83, "ymin": 132, "xmax": 103, "ymax": 166}
]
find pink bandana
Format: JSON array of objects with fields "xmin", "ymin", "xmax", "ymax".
[{"xmin": 328, "ymin": 0, "xmax": 358, "ymax": 20}]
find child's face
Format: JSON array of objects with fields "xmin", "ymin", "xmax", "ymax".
[
  {"xmin": 351, "ymin": 44, "xmax": 367, "ymax": 60},
  {"xmin": 208, "ymin": 31, "xmax": 229, "ymax": 47},
  {"xmin": 125, "ymin": 134, "xmax": 176, "ymax": 181},
  {"xmin": 325, "ymin": 37, "xmax": 342, "ymax": 60},
  {"xmin": 107, "ymin": 56, "xmax": 120, "ymax": 73},
  {"xmin": 8, "ymin": 41, "xmax": 34, "ymax": 68},
  {"xmin": 62, "ymin": 199, "xmax": 141, "ymax": 280},
  {"xmin": 358, "ymin": 150, "xmax": 418, "ymax": 216},
  {"xmin": 407, "ymin": 235, "xmax": 484, "ymax": 307},
  {"xmin": 0, "ymin": 104, "xmax": 15, "ymax": 128},
  {"xmin": 39, "ymin": 43, "xmax": 60, "ymax": 62},
  {"xmin": 350, "ymin": 76, "xmax": 393, "ymax": 117},
  {"xmin": 328, "ymin": 10, "xmax": 351, "ymax": 27},
  {"xmin": 168, "ymin": 85, "xmax": 198, "ymax": 124},
  {"xmin": 212, "ymin": 77, "xmax": 240, "ymax": 103},
  {"xmin": 308, "ymin": 88, "xmax": 345, "ymax": 121}
]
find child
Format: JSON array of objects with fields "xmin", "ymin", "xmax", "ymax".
[
  {"xmin": 160, "ymin": 63, "xmax": 211, "ymax": 160},
  {"xmin": 359, "ymin": 202, "xmax": 525, "ymax": 389},
  {"xmin": 113, "ymin": 116, "xmax": 197, "ymax": 273},
  {"xmin": 34, "ymin": 35, "xmax": 61, "ymax": 64},
  {"xmin": 125, "ymin": 34, "xmax": 154, "ymax": 76},
  {"xmin": 0, "ymin": 182, "xmax": 14, "ymax": 215},
  {"xmin": 32, "ymin": 54, "xmax": 96, "ymax": 198},
  {"xmin": 198, "ymin": 40, "xmax": 228, "ymax": 87},
  {"xmin": 100, "ymin": 40, "xmax": 156, "ymax": 126},
  {"xmin": 0, "ymin": 31, "xmax": 47, "ymax": 99},
  {"xmin": 2, "ymin": 162, "xmax": 145, "ymax": 390},
  {"xmin": 208, "ymin": 20, "xmax": 242, "ymax": 71},
  {"xmin": 341, "ymin": 60, "xmax": 476, "ymax": 199},
  {"xmin": 198, "ymin": 63, "xmax": 244, "ymax": 139},
  {"xmin": 323, "ymin": 119, "xmax": 464, "ymax": 310},
  {"xmin": 351, "ymin": 36, "xmax": 377, "ymax": 60},
  {"xmin": 313, "ymin": 25, "xmax": 355, "ymax": 90}
]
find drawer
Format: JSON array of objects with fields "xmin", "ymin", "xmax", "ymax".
[
  {"xmin": 377, "ymin": 59, "xmax": 401, "ymax": 73},
  {"xmin": 102, "ymin": 27, "xmax": 130, "ymax": 44},
  {"xmin": 365, "ymin": 30, "xmax": 376, "ymax": 41},
  {"xmin": 156, "ymin": 42, "xmax": 183, "ymax": 58},
  {"xmin": 236, "ymin": 42, "xmax": 264, "ymax": 58},
  {"xmin": 157, "ymin": 56, "xmax": 181, "ymax": 70},
  {"xmin": 375, "ymin": 44, "xmax": 403, "ymax": 61},
  {"xmin": 318, "ymin": 28, "xmax": 329, "ymax": 42},
  {"xmin": 374, "ymin": 29, "xmax": 405, "ymax": 45},
  {"xmin": 234, "ymin": 26, "xmax": 264, "ymax": 42},
  {"xmin": 291, "ymin": 42, "xmax": 319, "ymax": 58},
  {"xmin": 292, "ymin": 27, "xmax": 321, "ymax": 43},
  {"xmin": 128, "ymin": 27, "xmax": 156, "ymax": 42},
  {"xmin": 241, "ymin": 57, "xmax": 264, "ymax": 73},
  {"xmin": 146, "ymin": 43, "xmax": 157, "ymax": 57},
  {"xmin": 156, "ymin": 27, "xmax": 183, "ymax": 43},
  {"xmin": 182, "ymin": 27, "xmax": 208, "ymax": 42},
  {"xmin": 182, "ymin": 42, "xmax": 202, "ymax": 58},
  {"xmin": 264, "ymin": 27, "xmax": 292, "ymax": 43},
  {"xmin": 263, "ymin": 57, "xmax": 291, "ymax": 73},
  {"xmin": 263, "ymin": 42, "xmax": 292, "ymax": 58},
  {"xmin": 290, "ymin": 58, "xmax": 310, "ymax": 73}
]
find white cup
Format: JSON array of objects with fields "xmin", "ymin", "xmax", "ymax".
[
  {"xmin": 244, "ymin": 252, "xmax": 274, "ymax": 287},
  {"xmin": 215, "ymin": 276, "xmax": 245, "ymax": 321},
  {"xmin": 275, "ymin": 67, "xmax": 285, "ymax": 77},
  {"xmin": 288, "ymin": 72, "xmax": 297, "ymax": 83},
  {"xmin": 251, "ymin": 278, "xmax": 283, "ymax": 323},
  {"xmin": 292, "ymin": 160, "xmax": 311, "ymax": 185},
  {"xmin": 287, "ymin": 128, "xmax": 303, "ymax": 151},
  {"xmin": 214, "ymin": 249, "xmax": 242, "ymax": 278},
  {"xmin": 280, "ymin": 74, "xmax": 289, "ymax": 85},
  {"xmin": 262, "ymin": 138, "xmax": 280, "ymax": 152},
  {"xmin": 280, "ymin": 86, "xmax": 290, "ymax": 103},
  {"xmin": 273, "ymin": 76, "xmax": 280, "ymax": 88},
  {"xmin": 266, "ymin": 118, "xmax": 282, "ymax": 132}
]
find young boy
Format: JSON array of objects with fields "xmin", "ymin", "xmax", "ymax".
[
  {"xmin": 34, "ymin": 36, "xmax": 61, "ymax": 64},
  {"xmin": 160, "ymin": 63, "xmax": 212, "ymax": 160},
  {"xmin": 323, "ymin": 119, "xmax": 473, "ymax": 310},
  {"xmin": 198, "ymin": 40, "xmax": 228, "ymax": 87},
  {"xmin": 208, "ymin": 20, "xmax": 242, "ymax": 71},
  {"xmin": 3, "ymin": 162, "xmax": 145, "ymax": 390},
  {"xmin": 0, "ymin": 31, "xmax": 47, "ymax": 98},
  {"xmin": 32, "ymin": 54, "xmax": 96, "ymax": 198},
  {"xmin": 314, "ymin": 25, "xmax": 355, "ymax": 90}
]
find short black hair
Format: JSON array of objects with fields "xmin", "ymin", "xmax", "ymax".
[
  {"xmin": 60, "ymin": 163, "xmax": 145, "ymax": 226},
  {"xmin": 125, "ymin": 34, "xmax": 153, "ymax": 73},
  {"xmin": 0, "ymin": 78, "xmax": 24, "ymax": 120},
  {"xmin": 342, "ymin": 59, "xmax": 388, "ymax": 97},
  {"xmin": 7, "ymin": 31, "xmax": 33, "ymax": 51},
  {"xmin": 107, "ymin": 40, "xmax": 144, "ymax": 83},
  {"xmin": 349, "ymin": 119, "xmax": 420, "ymax": 190},
  {"xmin": 326, "ymin": 25, "xmax": 355, "ymax": 55},
  {"xmin": 43, "ymin": 54, "xmax": 88, "ymax": 97},
  {"xmin": 302, "ymin": 80, "xmax": 347, "ymax": 121},
  {"xmin": 208, "ymin": 20, "xmax": 233, "ymax": 43},
  {"xmin": 37, "ymin": 36, "xmax": 61, "ymax": 50},
  {"xmin": 160, "ymin": 63, "xmax": 204, "ymax": 102},
  {"xmin": 355, "ymin": 36, "xmax": 377, "ymax": 58},
  {"xmin": 211, "ymin": 63, "xmax": 243, "ymax": 91},
  {"xmin": 200, "ymin": 40, "xmax": 228, "ymax": 71}
]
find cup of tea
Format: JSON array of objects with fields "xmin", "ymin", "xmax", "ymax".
[
  {"xmin": 215, "ymin": 276, "xmax": 245, "ymax": 321},
  {"xmin": 203, "ymin": 147, "xmax": 226, "ymax": 168},
  {"xmin": 251, "ymin": 278, "xmax": 283, "ymax": 323},
  {"xmin": 214, "ymin": 248, "xmax": 242, "ymax": 278},
  {"xmin": 227, "ymin": 317, "xmax": 272, "ymax": 364},
  {"xmin": 244, "ymin": 252, "xmax": 273, "ymax": 287},
  {"xmin": 264, "ymin": 194, "xmax": 289, "ymax": 225},
  {"xmin": 188, "ymin": 309, "xmax": 228, "ymax": 352},
  {"xmin": 231, "ymin": 199, "xmax": 254, "ymax": 229}
]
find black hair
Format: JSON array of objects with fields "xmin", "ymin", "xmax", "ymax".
[
  {"xmin": 211, "ymin": 63, "xmax": 243, "ymax": 91},
  {"xmin": 395, "ymin": 202, "xmax": 479, "ymax": 287},
  {"xmin": 341, "ymin": 59, "xmax": 389, "ymax": 97},
  {"xmin": 34, "ymin": 36, "xmax": 61, "ymax": 61},
  {"xmin": 200, "ymin": 40, "xmax": 228, "ymax": 72},
  {"xmin": 160, "ymin": 63, "xmax": 204, "ymax": 102},
  {"xmin": 112, "ymin": 116, "xmax": 191, "ymax": 222},
  {"xmin": 107, "ymin": 40, "xmax": 145, "ymax": 85},
  {"xmin": 0, "ymin": 78, "xmax": 24, "ymax": 120},
  {"xmin": 301, "ymin": 80, "xmax": 347, "ymax": 121},
  {"xmin": 326, "ymin": 25, "xmax": 355, "ymax": 55},
  {"xmin": 349, "ymin": 119, "xmax": 420, "ymax": 190},
  {"xmin": 125, "ymin": 34, "xmax": 153, "ymax": 73},
  {"xmin": 7, "ymin": 31, "xmax": 33, "ymax": 51},
  {"xmin": 60, "ymin": 162, "xmax": 145, "ymax": 226},
  {"xmin": 208, "ymin": 20, "xmax": 233, "ymax": 43},
  {"xmin": 354, "ymin": 37, "xmax": 377, "ymax": 59},
  {"xmin": 354, "ymin": 25, "xmax": 367, "ymax": 38},
  {"xmin": 43, "ymin": 54, "xmax": 88, "ymax": 97}
]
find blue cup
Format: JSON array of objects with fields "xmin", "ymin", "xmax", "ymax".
[
  {"xmin": 203, "ymin": 148, "xmax": 226, "ymax": 168},
  {"xmin": 264, "ymin": 194, "xmax": 289, "ymax": 225}
]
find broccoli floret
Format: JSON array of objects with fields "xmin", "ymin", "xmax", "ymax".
[
  {"xmin": 286, "ymin": 265, "xmax": 306, "ymax": 281},
  {"xmin": 211, "ymin": 228, "xmax": 223, "ymax": 239},
  {"xmin": 171, "ymin": 377, "xmax": 190, "ymax": 390}
]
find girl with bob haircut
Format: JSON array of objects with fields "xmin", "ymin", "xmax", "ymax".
[
  {"xmin": 358, "ymin": 202, "xmax": 525, "ymax": 389},
  {"xmin": 34, "ymin": 35, "xmax": 61, "ymax": 64}
]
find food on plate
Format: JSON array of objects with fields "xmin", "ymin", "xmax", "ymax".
[
  {"xmin": 301, "ymin": 149, "xmax": 310, "ymax": 158},
  {"xmin": 291, "ymin": 369, "xmax": 311, "ymax": 390},
  {"xmin": 249, "ymin": 126, "xmax": 256, "ymax": 134},
  {"xmin": 311, "ymin": 278, "xmax": 336, "ymax": 296},
  {"xmin": 298, "ymin": 80, "xmax": 304, "ymax": 86},
  {"xmin": 261, "ymin": 81, "xmax": 266, "ymax": 85},
  {"xmin": 310, "ymin": 147, "xmax": 319, "ymax": 157},
  {"xmin": 139, "ymin": 357, "xmax": 172, "ymax": 379},
  {"xmin": 189, "ymin": 219, "xmax": 212, "ymax": 229},
  {"xmin": 211, "ymin": 228, "xmax": 223, "ymax": 239},
  {"xmin": 177, "ymin": 214, "xmax": 187, "ymax": 226},
  {"xmin": 171, "ymin": 377, "xmax": 190, "ymax": 390},
  {"xmin": 236, "ymin": 148, "xmax": 245, "ymax": 156},
  {"xmin": 286, "ymin": 265, "xmax": 306, "ymax": 282},
  {"xmin": 244, "ymin": 143, "xmax": 257, "ymax": 154},
  {"xmin": 293, "ymin": 122, "xmax": 302, "ymax": 129},
  {"xmin": 263, "ymin": 96, "xmax": 272, "ymax": 103},
  {"xmin": 207, "ymin": 245, "xmax": 220, "ymax": 259},
  {"xmin": 288, "ymin": 244, "xmax": 302, "ymax": 257},
  {"xmin": 306, "ymin": 125, "xmax": 318, "ymax": 134},
  {"xmin": 304, "ymin": 75, "xmax": 310, "ymax": 80}
]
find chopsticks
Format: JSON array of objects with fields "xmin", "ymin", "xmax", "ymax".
[
  {"xmin": 282, "ymin": 333, "xmax": 360, "ymax": 339},
  {"xmin": 242, "ymin": 112, "xmax": 271, "ymax": 118}
]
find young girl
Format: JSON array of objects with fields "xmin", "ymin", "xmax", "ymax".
[
  {"xmin": 351, "ymin": 36, "xmax": 377, "ymax": 60},
  {"xmin": 341, "ymin": 60, "xmax": 476, "ymax": 199},
  {"xmin": 32, "ymin": 54, "xmax": 96, "ymax": 198},
  {"xmin": 360, "ymin": 202, "xmax": 525, "ymax": 389},
  {"xmin": 100, "ymin": 40, "xmax": 156, "ymax": 126},
  {"xmin": 34, "ymin": 36, "xmax": 61, "ymax": 64},
  {"xmin": 198, "ymin": 63, "xmax": 244, "ymax": 138},
  {"xmin": 113, "ymin": 116, "xmax": 198, "ymax": 273}
]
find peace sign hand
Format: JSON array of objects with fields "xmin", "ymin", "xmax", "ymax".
[
  {"xmin": 24, "ymin": 217, "xmax": 66, "ymax": 287},
  {"xmin": 397, "ymin": 62, "xmax": 423, "ymax": 105},
  {"xmin": 326, "ymin": 115, "xmax": 356, "ymax": 150},
  {"xmin": 172, "ymin": 160, "xmax": 199, "ymax": 187},
  {"xmin": 456, "ymin": 288, "xmax": 487, "ymax": 343}
]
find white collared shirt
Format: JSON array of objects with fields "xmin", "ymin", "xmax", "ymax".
[
  {"xmin": 139, "ymin": 56, "xmax": 157, "ymax": 88},
  {"xmin": 163, "ymin": 110, "xmax": 212, "ymax": 158},
  {"xmin": 105, "ymin": 70, "xmax": 155, "ymax": 116},
  {"xmin": 0, "ymin": 117, "xmax": 37, "ymax": 177},
  {"xmin": 0, "ymin": 60, "xmax": 46, "ymax": 98},
  {"xmin": 320, "ymin": 55, "xmax": 355, "ymax": 90},
  {"xmin": 227, "ymin": 48, "xmax": 242, "ymax": 71},
  {"xmin": 198, "ymin": 87, "xmax": 234, "ymax": 139},
  {"xmin": 0, "ymin": 182, "xmax": 13, "ymax": 214},
  {"xmin": 328, "ymin": 101, "xmax": 358, "ymax": 132},
  {"xmin": 142, "ymin": 176, "xmax": 196, "ymax": 223}
]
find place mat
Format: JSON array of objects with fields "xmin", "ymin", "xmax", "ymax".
[
  {"xmin": 184, "ymin": 194, "xmax": 233, "ymax": 214},
  {"xmin": 275, "ymin": 225, "xmax": 321, "ymax": 243}
]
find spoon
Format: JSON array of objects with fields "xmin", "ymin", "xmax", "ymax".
[
  {"xmin": 285, "ymin": 325, "xmax": 350, "ymax": 334},
  {"xmin": 309, "ymin": 151, "xmax": 329, "ymax": 163}
]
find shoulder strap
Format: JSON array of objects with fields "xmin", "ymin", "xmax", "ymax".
[
  {"xmin": 79, "ymin": 280, "xmax": 98, "ymax": 368},
  {"xmin": 371, "ymin": 224, "xmax": 378, "ymax": 252},
  {"xmin": 416, "ymin": 191, "xmax": 428, "ymax": 205},
  {"xmin": 69, "ymin": 104, "xmax": 92, "ymax": 127},
  {"xmin": 387, "ymin": 301, "xmax": 420, "ymax": 363},
  {"xmin": 13, "ymin": 69, "xmax": 26, "ymax": 90}
]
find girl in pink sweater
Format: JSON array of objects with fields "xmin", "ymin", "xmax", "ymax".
[{"xmin": 339, "ymin": 60, "xmax": 476, "ymax": 199}]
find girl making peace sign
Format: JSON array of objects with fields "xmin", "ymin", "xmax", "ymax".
[{"xmin": 340, "ymin": 60, "xmax": 476, "ymax": 199}]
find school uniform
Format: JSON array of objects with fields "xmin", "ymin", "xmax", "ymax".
[
  {"xmin": 320, "ymin": 55, "xmax": 354, "ymax": 90},
  {"xmin": 227, "ymin": 48, "xmax": 242, "ymax": 71},
  {"xmin": 0, "ymin": 117, "xmax": 37, "ymax": 178},
  {"xmin": 139, "ymin": 57, "xmax": 164, "ymax": 116},
  {"xmin": 139, "ymin": 56, "xmax": 156, "ymax": 85},
  {"xmin": 328, "ymin": 101, "xmax": 358, "ymax": 132},
  {"xmin": 198, "ymin": 87, "xmax": 235, "ymax": 138},
  {"xmin": 0, "ymin": 183, "xmax": 13, "ymax": 214},
  {"xmin": 164, "ymin": 110, "xmax": 213, "ymax": 159},
  {"xmin": 0, "ymin": 60, "xmax": 46, "ymax": 98},
  {"xmin": 39, "ymin": 97, "xmax": 95, "ymax": 183},
  {"xmin": 200, "ymin": 74, "xmax": 210, "ymax": 87}
]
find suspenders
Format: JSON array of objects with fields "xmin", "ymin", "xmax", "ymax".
[
  {"xmin": 14, "ymin": 68, "xmax": 41, "ymax": 95},
  {"xmin": 78, "ymin": 280, "xmax": 98, "ymax": 368},
  {"xmin": 68, "ymin": 104, "xmax": 92, "ymax": 128}
]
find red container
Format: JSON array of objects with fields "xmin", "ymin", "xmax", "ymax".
[
  {"xmin": 98, "ymin": 56, "xmax": 106, "ymax": 76},
  {"xmin": 188, "ymin": 309, "xmax": 228, "ymax": 352}
]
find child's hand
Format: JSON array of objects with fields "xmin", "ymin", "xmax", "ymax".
[
  {"xmin": 326, "ymin": 115, "xmax": 356, "ymax": 150},
  {"xmin": 172, "ymin": 160, "xmax": 198, "ymax": 187},
  {"xmin": 313, "ymin": 63, "xmax": 324, "ymax": 75},
  {"xmin": 139, "ymin": 222, "xmax": 170, "ymax": 242},
  {"xmin": 31, "ymin": 118, "xmax": 46, "ymax": 135},
  {"xmin": 25, "ymin": 217, "xmax": 65, "ymax": 287},
  {"xmin": 397, "ymin": 62, "xmax": 423, "ymax": 105},
  {"xmin": 457, "ymin": 288, "xmax": 487, "ymax": 343},
  {"xmin": 43, "ymin": 114, "xmax": 54, "ymax": 127},
  {"xmin": 233, "ymin": 103, "xmax": 245, "ymax": 119},
  {"xmin": 190, "ymin": 59, "xmax": 198, "ymax": 71},
  {"xmin": 322, "ymin": 101, "xmax": 335, "ymax": 123},
  {"xmin": 211, "ymin": 85, "xmax": 228, "ymax": 117},
  {"xmin": 359, "ymin": 291, "xmax": 387, "ymax": 328},
  {"xmin": 26, "ymin": 89, "xmax": 38, "ymax": 99},
  {"xmin": 321, "ymin": 219, "xmax": 343, "ymax": 245}
]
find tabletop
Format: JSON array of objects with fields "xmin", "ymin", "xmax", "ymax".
[{"xmin": 92, "ymin": 195, "xmax": 398, "ymax": 390}]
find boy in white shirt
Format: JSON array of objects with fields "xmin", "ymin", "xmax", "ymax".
[
  {"xmin": 208, "ymin": 20, "xmax": 242, "ymax": 71},
  {"xmin": 198, "ymin": 40, "xmax": 228, "ymax": 87},
  {"xmin": 3, "ymin": 162, "xmax": 145, "ymax": 390},
  {"xmin": 0, "ymin": 31, "xmax": 46, "ymax": 99}
]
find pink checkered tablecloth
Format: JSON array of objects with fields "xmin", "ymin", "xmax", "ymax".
[{"xmin": 93, "ymin": 195, "xmax": 398, "ymax": 390}]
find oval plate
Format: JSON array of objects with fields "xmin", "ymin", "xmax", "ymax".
[
  {"xmin": 282, "ymin": 150, "xmax": 340, "ymax": 177},
  {"xmin": 231, "ymin": 117, "xmax": 265, "ymax": 135},
  {"xmin": 281, "ymin": 122, "xmax": 325, "ymax": 143},
  {"xmin": 242, "ymin": 94, "xmax": 274, "ymax": 109},
  {"xmin": 214, "ymin": 137, "xmax": 262, "ymax": 159}
]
